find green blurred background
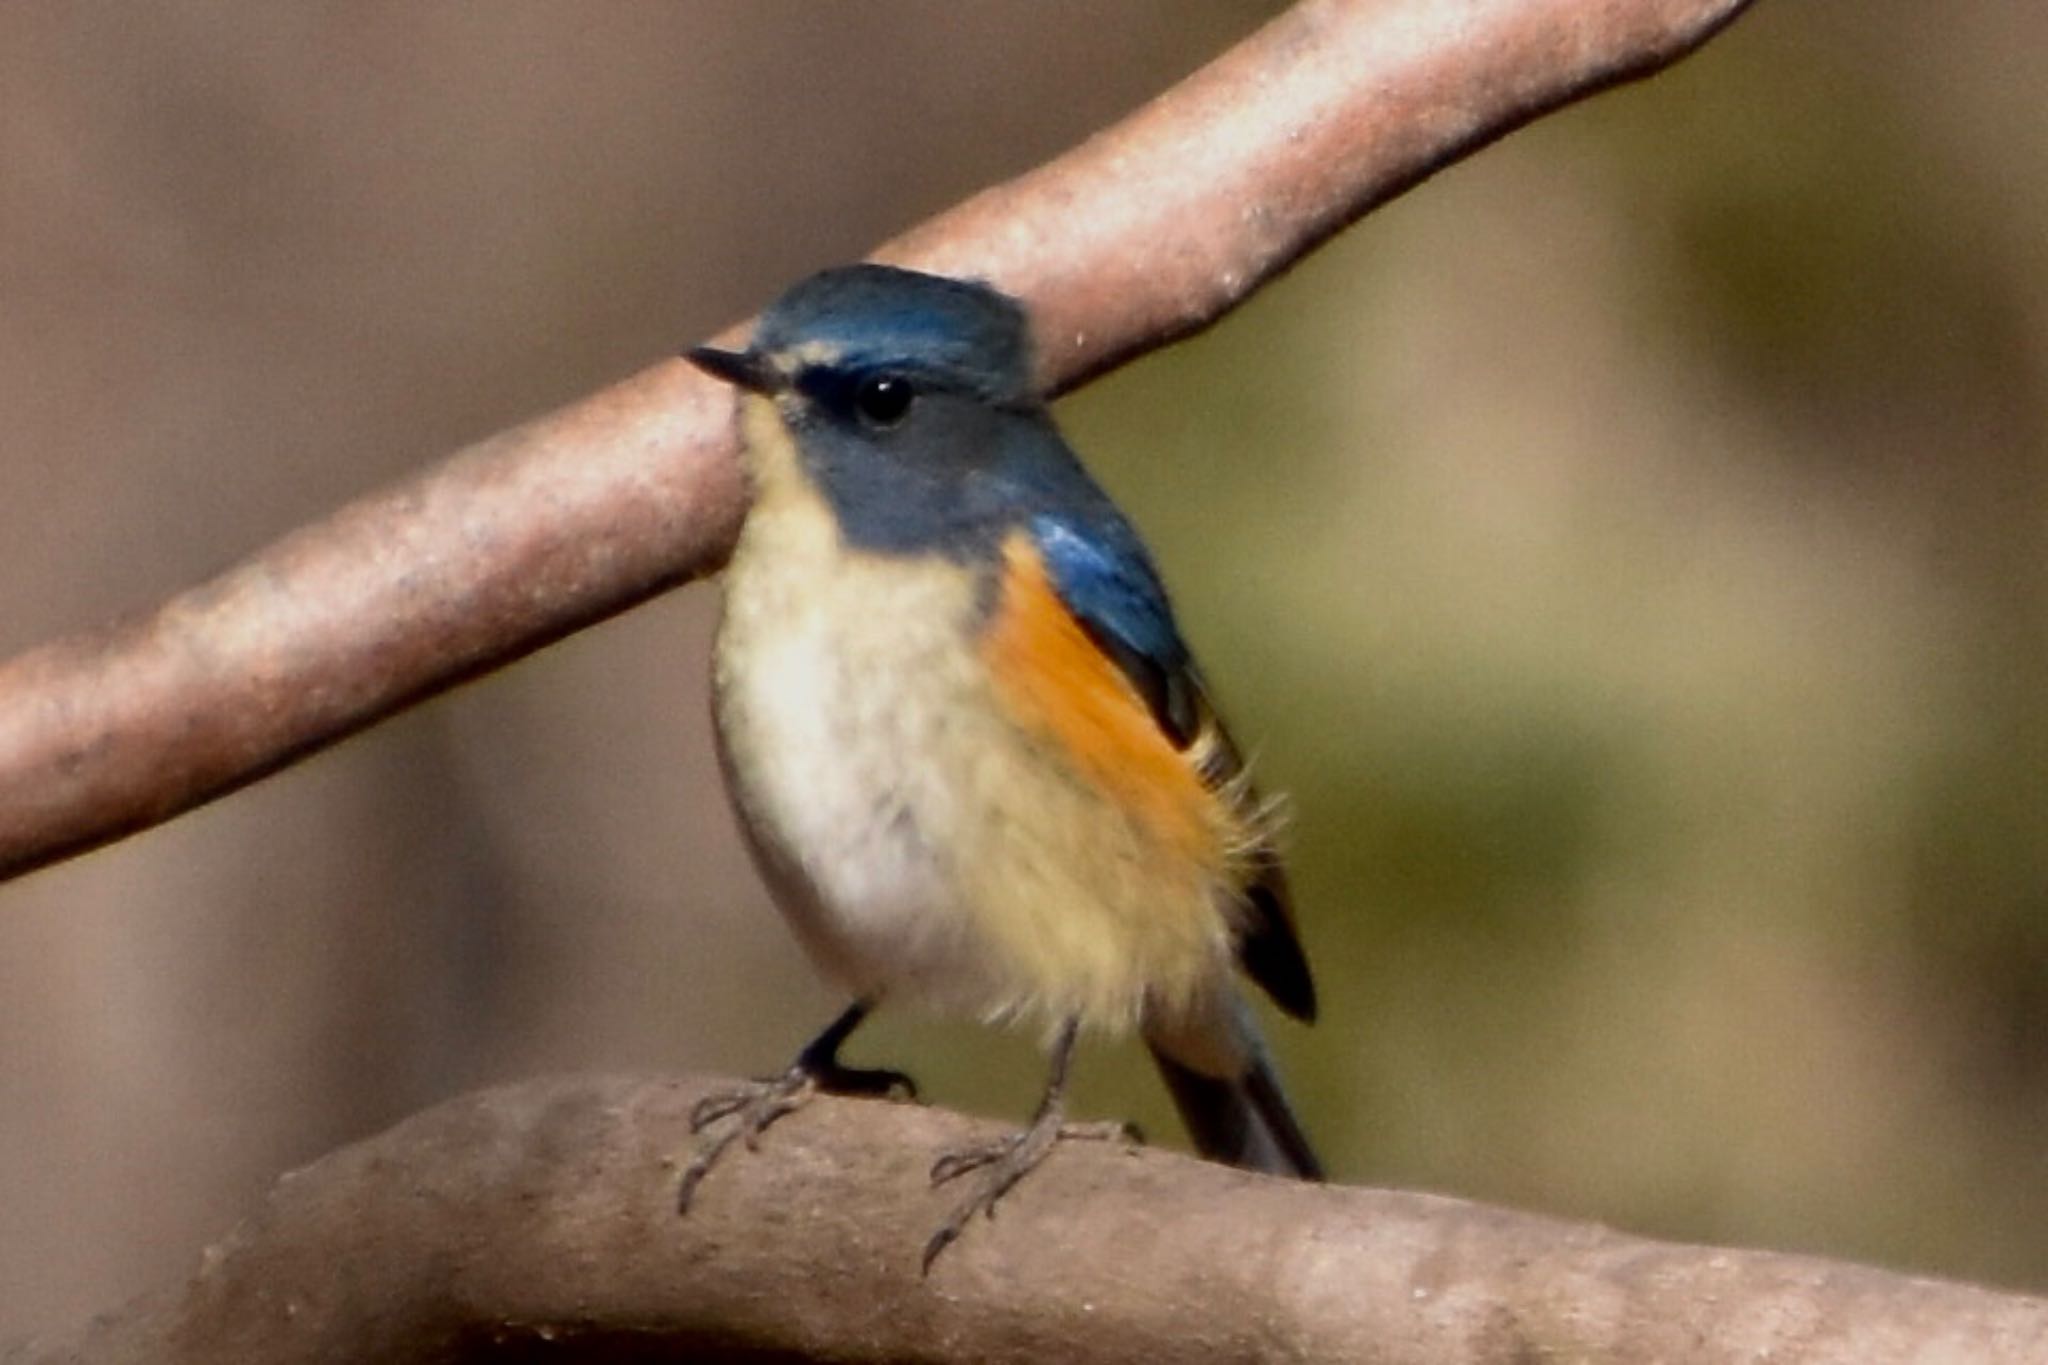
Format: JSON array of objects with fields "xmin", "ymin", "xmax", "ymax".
[{"xmin": 3, "ymin": 0, "xmax": 2044, "ymax": 1339}]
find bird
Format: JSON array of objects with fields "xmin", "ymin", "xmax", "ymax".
[{"xmin": 679, "ymin": 262, "xmax": 1320, "ymax": 1270}]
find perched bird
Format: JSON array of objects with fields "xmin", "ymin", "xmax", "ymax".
[{"xmin": 681, "ymin": 263, "xmax": 1319, "ymax": 1268}]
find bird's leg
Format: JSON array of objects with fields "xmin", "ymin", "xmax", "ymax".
[
  {"xmin": 921, "ymin": 1017, "xmax": 1139, "ymax": 1271},
  {"xmin": 686, "ymin": 999, "xmax": 914, "ymax": 1128},
  {"xmin": 677, "ymin": 999, "xmax": 915, "ymax": 1212}
]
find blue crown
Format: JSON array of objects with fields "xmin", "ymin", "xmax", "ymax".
[{"xmin": 752, "ymin": 265, "xmax": 1035, "ymax": 402}]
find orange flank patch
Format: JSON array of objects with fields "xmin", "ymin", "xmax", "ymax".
[{"xmin": 981, "ymin": 534, "xmax": 1225, "ymax": 868}]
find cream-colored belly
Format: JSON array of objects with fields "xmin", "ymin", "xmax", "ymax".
[
  {"xmin": 712, "ymin": 473, "xmax": 1233, "ymax": 1035},
  {"xmin": 716, "ymin": 523, "xmax": 1003, "ymax": 1015}
]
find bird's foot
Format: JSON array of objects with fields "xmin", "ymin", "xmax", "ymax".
[
  {"xmin": 921, "ymin": 1114, "xmax": 1140, "ymax": 1272},
  {"xmin": 677, "ymin": 1060, "xmax": 917, "ymax": 1213}
]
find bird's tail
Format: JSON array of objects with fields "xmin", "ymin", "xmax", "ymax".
[{"xmin": 1147, "ymin": 1004, "xmax": 1322, "ymax": 1180}]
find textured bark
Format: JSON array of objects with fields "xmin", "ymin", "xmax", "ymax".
[
  {"xmin": 0, "ymin": 0, "xmax": 1755, "ymax": 881},
  {"xmin": 9, "ymin": 1075, "xmax": 2044, "ymax": 1364}
]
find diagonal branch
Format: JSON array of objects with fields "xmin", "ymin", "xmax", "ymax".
[
  {"xmin": 0, "ymin": 0, "xmax": 1755, "ymax": 881},
  {"xmin": 15, "ymin": 1075, "xmax": 2046, "ymax": 1364}
]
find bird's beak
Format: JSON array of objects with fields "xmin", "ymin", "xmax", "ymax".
[{"xmin": 686, "ymin": 344, "xmax": 780, "ymax": 394}]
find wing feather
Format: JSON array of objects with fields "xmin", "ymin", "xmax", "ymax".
[{"xmin": 1028, "ymin": 515, "xmax": 1316, "ymax": 1021}]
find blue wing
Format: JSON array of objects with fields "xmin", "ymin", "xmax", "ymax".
[
  {"xmin": 1027, "ymin": 512, "xmax": 1316, "ymax": 1022},
  {"xmin": 1028, "ymin": 513, "xmax": 1201, "ymax": 746}
]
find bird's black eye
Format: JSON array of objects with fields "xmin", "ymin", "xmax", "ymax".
[{"xmin": 854, "ymin": 374, "xmax": 914, "ymax": 427}]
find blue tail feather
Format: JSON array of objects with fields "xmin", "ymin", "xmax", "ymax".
[{"xmin": 1147, "ymin": 1011, "xmax": 1321, "ymax": 1180}]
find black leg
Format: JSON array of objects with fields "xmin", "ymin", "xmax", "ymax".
[
  {"xmin": 920, "ymin": 1017, "xmax": 1138, "ymax": 1272},
  {"xmin": 677, "ymin": 1000, "xmax": 916, "ymax": 1213},
  {"xmin": 791, "ymin": 1000, "xmax": 917, "ymax": 1097}
]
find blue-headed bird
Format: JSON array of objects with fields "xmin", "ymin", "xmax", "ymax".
[{"xmin": 681, "ymin": 264, "xmax": 1319, "ymax": 1268}]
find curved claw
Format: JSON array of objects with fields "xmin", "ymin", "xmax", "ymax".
[
  {"xmin": 928, "ymin": 1130, "xmax": 1022, "ymax": 1185},
  {"xmin": 677, "ymin": 1047, "xmax": 919, "ymax": 1215},
  {"xmin": 920, "ymin": 1119, "xmax": 1139, "ymax": 1273},
  {"xmin": 922, "ymin": 1219, "xmax": 967, "ymax": 1272},
  {"xmin": 688, "ymin": 1089, "xmax": 756, "ymax": 1132},
  {"xmin": 675, "ymin": 1068, "xmax": 817, "ymax": 1212},
  {"xmin": 676, "ymin": 1122, "xmax": 745, "ymax": 1214}
]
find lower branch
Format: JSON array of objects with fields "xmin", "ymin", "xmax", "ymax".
[{"xmin": 13, "ymin": 1075, "xmax": 2044, "ymax": 1364}]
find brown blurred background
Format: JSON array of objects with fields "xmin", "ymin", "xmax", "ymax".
[{"xmin": 3, "ymin": 0, "xmax": 2045, "ymax": 1339}]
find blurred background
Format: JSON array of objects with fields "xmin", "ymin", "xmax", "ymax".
[{"xmin": 3, "ymin": 0, "xmax": 2044, "ymax": 1339}]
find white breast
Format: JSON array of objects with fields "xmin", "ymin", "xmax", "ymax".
[{"xmin": 712, "ymin": 463, "xmax": 1003, "ymax": 1013}]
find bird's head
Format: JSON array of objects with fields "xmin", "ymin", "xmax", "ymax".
[{"xmin": 687, "ymin": 264, "xmax": 1037, "ymax": 430}]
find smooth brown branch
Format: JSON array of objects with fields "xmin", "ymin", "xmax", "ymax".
[
  {"xmin": 0, "ymin": 0, "xmax": 1755, "ymax": 880},
  {"xmin": 12, "ymin": 1075, "xmax": 2045, "ymax": 1364}
]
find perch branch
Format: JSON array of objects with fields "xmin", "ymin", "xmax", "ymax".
[
  {"xmin": 12, "ymin": 1075, "xmax": 2045, "ymax": 1364},
  {"xmin": 0, "ymin": 0, "xmax": 1754, "ymax": 880}
]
